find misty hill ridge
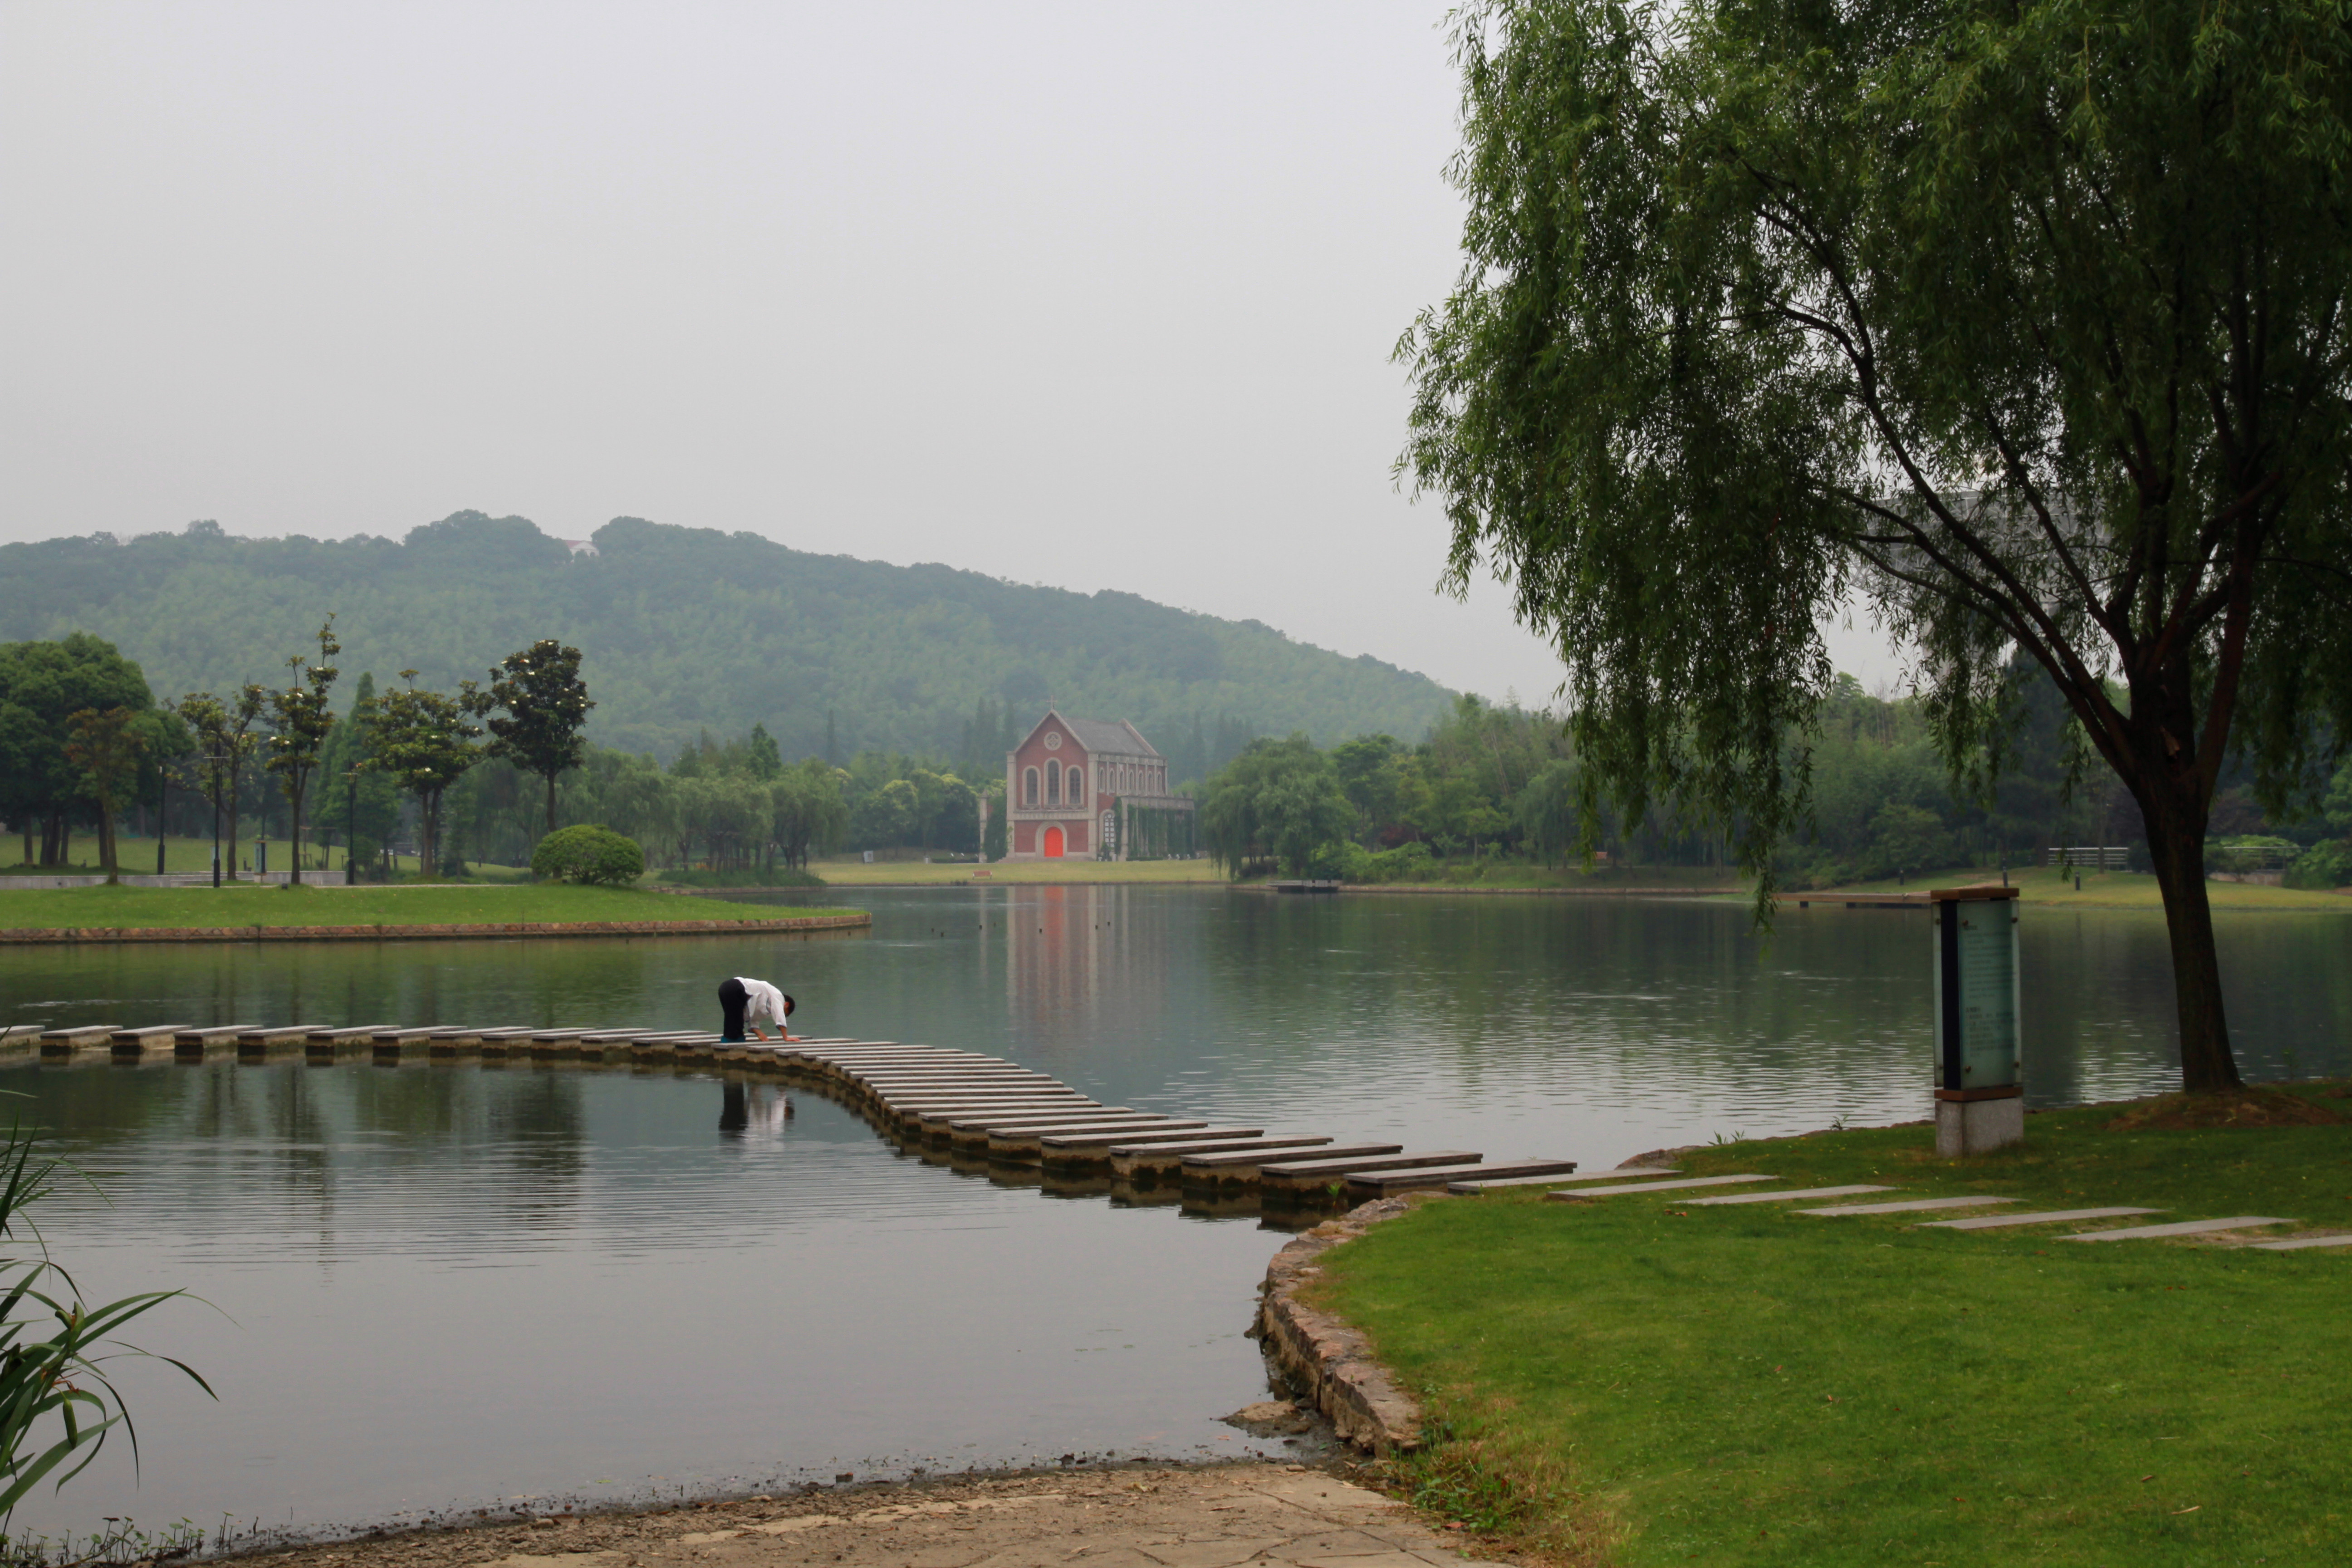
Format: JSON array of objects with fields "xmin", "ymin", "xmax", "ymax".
[{"xmin": 0, "ymin": 512, "xmax": 1454, "ymax": 767}]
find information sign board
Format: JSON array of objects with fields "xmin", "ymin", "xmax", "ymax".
[{"xmin": 1931, "ymin": 887, "xmax": 2020, "ymax": 1092}]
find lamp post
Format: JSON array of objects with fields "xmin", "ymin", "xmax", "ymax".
[
  {"xmin": 210, "ymin": 742, "xmax": 224, "ymax": 890},
  {"xmin": 345, "ymin": 769, "xmax": 358, "ymax": 885},
  {"xmin": 157, "ymin": 761, "xmax": 170, "ymax": 877}
]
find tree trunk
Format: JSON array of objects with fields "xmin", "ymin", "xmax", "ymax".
[
  {"xmin": 2140, "ymin": 782, "xmax": 2241, "ymax": 1093},
  {"xmin": 544, "ymin": 772, "xmax": 558, "ymax": 839},
  {"xmin": 288, "ymin": 779, "xmax": 305, "ymax": 886},
  {"xmin": 226, "ymin": 780, "xmax": 242, "ymax": 882},
  {"xmin": 98, "ymin": 804, "xmax": 118, "ymax": 883}
]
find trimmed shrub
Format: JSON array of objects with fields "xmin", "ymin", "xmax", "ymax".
[{"xmin": 530, "ymin": 824, "xmax": 646, "ymax": 886}]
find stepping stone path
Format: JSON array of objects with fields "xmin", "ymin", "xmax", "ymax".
[
  {"xmin": 1548, "ymin": 1177, "xmax": 2339, "ymax": 1250},
  {"xmin": 1921, "ymin": 1206, "xmax": 2165, "ymax": 1230},
  {"xmin": 1450, "ymin": 1167, "xmax": 1680, "ymax": 1193},
  {"xmin": 1683, "ymin": 1183, "xmax": 1895, "ymax": 1206},
  {"xmin": 1800, "ymin": 1196, "xmax": 2021, "ymax": 1215},
  {"xmin": 1547, "ymin": 1174, "xmax": 1778, "ymax": 1198},
  {"xmin": 2059, "ymin": 1216, "xmax": 2295, "ymax": 1242}
]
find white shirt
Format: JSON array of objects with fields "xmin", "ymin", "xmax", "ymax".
[{"xmin": 735, "ymin": 977, "xmax": 788, "ymax": 1028}]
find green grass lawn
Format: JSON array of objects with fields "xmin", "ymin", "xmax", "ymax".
[
  {"xmin": 0, "ymin": 882, "xmax": 842, "ymax": 928},
  {"xmin": 1788, "ymin": 862, "xmax": 2352, "ymax": 912},
  {"xmin": 1319, "ymin": 1089, "xmax": 2352, "ymax": 1566},
  {"xmin": 2, "ymin": 833, "xmax": 482, "ymax": 879}
]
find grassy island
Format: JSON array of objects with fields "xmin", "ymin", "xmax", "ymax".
[
  {"xmin": 1321, "ymin": 1086, "xmax": 2352, "ymax": 1566},
  {"xmin": 0, "ymin": 882, "xmax": 851, "ymax": 936}
]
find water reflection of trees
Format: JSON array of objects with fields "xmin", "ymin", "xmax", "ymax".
[
  {"xmin": 1181, "ymin": 897, "xmax": 2350, "ymax": 1107},
  {"xmin": 9, "ymin": 1062, "xmax": 594, "ymax": 1254}
]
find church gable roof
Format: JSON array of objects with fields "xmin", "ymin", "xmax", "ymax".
[
  {"xmin": 1016, "ymin": 710, "xmax": 1161, "ymax": 759},
  {"xmin": 1063, "ymin": 716, "xmax": 1157, "ymax": 758}
]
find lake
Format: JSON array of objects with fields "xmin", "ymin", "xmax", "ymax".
[{"xmin": 4, "ymin": 886, "xmax": 2345, "ymax": 1546}]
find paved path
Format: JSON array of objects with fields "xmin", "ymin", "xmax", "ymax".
[{"xmin": 258, "ymin": 1465, "xmax": 1507, "ymax": 1568}]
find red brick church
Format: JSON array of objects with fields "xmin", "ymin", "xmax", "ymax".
[{"xmin": 1002, "ymin": 710, "xmax": 1193, "ymax": 860}]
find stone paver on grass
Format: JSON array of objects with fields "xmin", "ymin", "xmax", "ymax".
[
  {"xmin": 1545, "ymin": 1174, "xmax": 1776, "ymax": 1199},
  {"xmin": 2252, "ymin": 1233, "xmax": 2352, "ymax": 1251},
  {"xmin": 2058, "ymin": 1215, "xmax": 2295, "ymax": 1242},
  {"xmin": 1681, "ymin": 1184, "xmax": 1895, "ymax": 1206},
  {"xmin": 1797, "ymin": 1196, "xmax": 2022, "ymax": 1215},
  {"xmin": 1917, "ymin": 1206, "xmax": 2163, "ymax": 1230},
  {"xmin": 1448, "ymin": 1168, "xmax": 1679, "ymax": 1193}
]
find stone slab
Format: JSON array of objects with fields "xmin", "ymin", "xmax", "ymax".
[
  {"xmin": 910, "ymin": 1102, "xmax": 1102, "ymax": 1124},
  {"xmin": 1356, "ymin": 1157, "xmax": 1576, "ymax": 1190},
  {"xmin": 1682, "ymin": 1183, "xmax": 1897, "ymax": 1206},
  {"xmin": 987, "ymin": 1117, "xmax": 1196, "ymax": 1152},
  {"xmin": 2251, "ymin": 1233, "xmax": 2352, "ymax": 1251},
  {"xmin": 172, "ymin": 1025, "xmax": 256, "ymax": 1051},
  {"xmin": 1191, "ymin": 1145, "xmax": 1409, "ymax": 1185},
  {"xmin": 1344, "ymin": 1162, "xmax": 1514, "ymax": 1196},
  {"xmin": 1109, "ymin": 1136, "xmax": 1337, "ymax": 1174},
  {"xmin": 946, "ymin": 1109, "xmax": 1143, "ymax": 1132},
  {"xmin": 1253, "ymin": 1150, "xmax": 1480, "ymax": 1179},
  {"xmin": 2058, "ymin": 1216, "xmax": 2293, "ymax": 1242},
  {"xmin": 1919, "ymin": 1206, "xmax": 2164, "ymax": 1230},
  {"xmin": 1041, "ymin": 1125, "xmax": 1266, "ymax": 1152},
  {"xmin": 1451, "ymin": 1167, "xmax": 1671, "ymax": 1193},
  {"xmin": 1799, "ymin": 1196, "xmax": 2022, "ymax": 1215},
  {"xmin": 1185, "ymin": 1142, "xmax": 1399, "ymax": 1174},
  {"xmin": 1548, "ymin": 1174, "xmax": 1779, "ymax": 1198},
  {"xmin": 901, "ymin": 1094, "xmax": 1097, "ymax": 1112},
  {"xmin": 39, "ymin": 1024, "xmax": 122, "ymax": 1055},
  {"xmin": 109, "ymin": 1024, "xmax": 198, "ymax": 1055}
]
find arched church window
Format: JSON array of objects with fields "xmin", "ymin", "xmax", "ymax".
[
  {"xmin": 1024, "ymin": 768, "xmax": 1039, "ymax": 807},
  {"xmin": 1068, "ymin": 766, "xmax": 1083, "ymax": 802},
  {"xmin": 1046, "ymin": 759, "xmax": 1060, "ymax": 804}
]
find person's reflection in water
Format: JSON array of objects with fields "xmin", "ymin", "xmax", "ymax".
[{"xmin": 719, "ymin": 1081, "xmax": 794, "ymax": 1138}]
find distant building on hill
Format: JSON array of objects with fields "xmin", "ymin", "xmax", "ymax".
[{"xmin": 1002, "ymin": 710, "xmax": 1196, "ymax": 860}]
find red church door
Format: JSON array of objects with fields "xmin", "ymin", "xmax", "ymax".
[{"xmin": 1043, "ymin": 826, "xmax": 1065, "ymax": 858}]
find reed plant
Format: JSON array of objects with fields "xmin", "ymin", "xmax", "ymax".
[{"xmin": 0, "ymin": 1110, "xmax": 209, "ymax": 1564}]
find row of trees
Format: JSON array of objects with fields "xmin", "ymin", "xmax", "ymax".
[
  {"xmin": 0, "ymin": 627, "xmax": 594, "ymax": 884},
  {"xmin": 1199, "ymin": 685, "xmax": 2345, "ymax": 885}
]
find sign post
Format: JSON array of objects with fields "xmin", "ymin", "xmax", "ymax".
[{"xmin": 1931, "ymin": 885, "xmax": 2023, "ymax": 1156}]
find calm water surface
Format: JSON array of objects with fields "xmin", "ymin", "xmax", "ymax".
[{"xmin": 2, "ymin": 886, "xmax": 2345, "ymax": 1543}]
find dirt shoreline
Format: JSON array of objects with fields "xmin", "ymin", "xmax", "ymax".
[{"xmin": 206, "ymin": 1460, "xmax": 1511, "ymax": 1568}]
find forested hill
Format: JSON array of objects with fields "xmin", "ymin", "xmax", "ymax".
[{"xmin": 0, "ymin": 513, "xmax": 1455, "ymax": 770}]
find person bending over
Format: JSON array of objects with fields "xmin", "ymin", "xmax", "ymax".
[{"xmin": 717, "ymin": 975, "xmax": 795, "ymax": 1043}]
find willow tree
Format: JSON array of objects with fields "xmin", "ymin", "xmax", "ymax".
[{"xmin": 1399, "ymin": 0, "xmax": 2352, "ymax": 1092}]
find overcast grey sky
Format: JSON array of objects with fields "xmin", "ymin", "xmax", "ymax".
[{"xmin": 1, "ymin": 0, "xmax": 1902, "ymax": 701}]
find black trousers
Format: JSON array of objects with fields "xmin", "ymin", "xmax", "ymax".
[{"xmin": 717, "ymin": 976, "xmax": 748, "ymax": 1043}]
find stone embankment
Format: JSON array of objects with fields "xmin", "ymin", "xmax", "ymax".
[
  {"xmin": 1253, "ymin": 1198, "xmax": 1428, "ymax": 1455},
  {"xmin": 0, "ymin": 912, "xmax": 870, "ymax": 944}
]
